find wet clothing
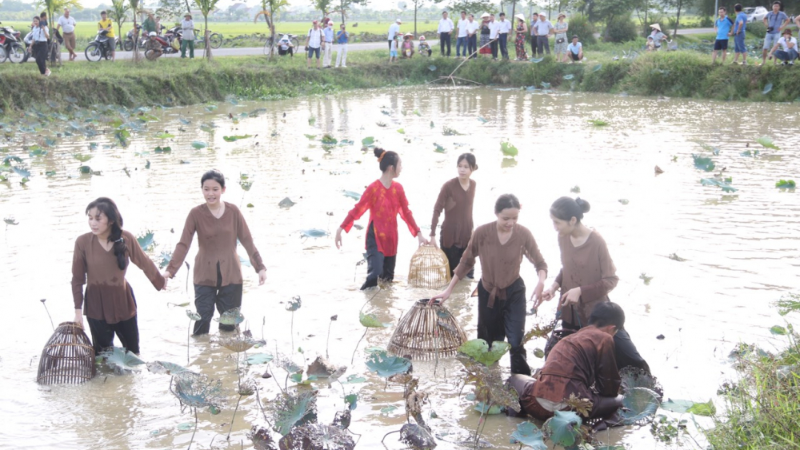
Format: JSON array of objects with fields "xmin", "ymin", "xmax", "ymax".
[
  {"xmin": 193, "ymin": 264, "xmax": 243, "ymax": 335},
  {"xmin": 554, "ymin": 230, "xmax": 618, "ymax": 327},
  {"xmin": 430, "ymin": 178, "xmax": 476, "ymax": 273},
  {"xmin": 478, "ymin": 278, "xmax": 531, "ymax": 375},
  {"xmin": 72, "ymin": 230, "xmax": 165, "ymax": 325},
  {"xmin": 167, "ymin": 202, "xmax": 265, "ymax": 287},
  {"xmin": 340, "ymin": 180, "xmax": 421, "ymax": 258},
  {"xmin": 454, "ymin": 222, "xmax": 547, "ymax": 308},
  {"xmin": 361, "ymin": 221, "xmax": 397, "ymax": 289},
  {"xmin": 87, "ymin": 310, "xmax": 140, "ymax": 355}
]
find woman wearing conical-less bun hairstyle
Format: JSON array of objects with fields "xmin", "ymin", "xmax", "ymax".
[
  {"xmin": 335, "ymin": 148, "xmax": 429, "ymax": 290},
  {"xmin": 538, "ymin": 196, "xmax": 650, "ymax": 373},
  {"xmin": 430, "ymin": 153, "xmax": 477, "ymax": 277}
]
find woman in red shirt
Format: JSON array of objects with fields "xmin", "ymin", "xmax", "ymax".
[{"xmin": 335, "ymin": 148, "xmax": 428, "ymax": 289}]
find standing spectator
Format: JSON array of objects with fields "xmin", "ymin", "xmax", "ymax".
[
  {"xmin": 567, "ymin": 35, "xmax": 583, "ymax": 63},
  {"xmin": 322, "ymin": 21, "xmax": 334, "ymax": 68},
  {"xmin": 180, "ymin": 13, "xmax": 195, "ymax": 59},
  {"xmin": 530, "ymin": 13, "xmax": 539, "ymax": 57},
  {"xmin": 732, "ymin": 4, "xmax": 747, "ymax": 65},
  {"xmin": 143, "ymin": 12, "xmax": 157, "ymax": 34},
  {"xmin": 554, "ymin": 13, "xmax": 568, "ymax": 62},
  {"xmin": 56, "ymin": 8, "xmax": 76, "ymax": 61},
  {"xmin": 479, "ymin": 13, "xmax": 492, "ymax": 58},
  {"xmin": 98, "ymin": 10, "xmax": 115, "ymax": 61},
  {"xmin": 388, "ymin": 18, "xmax": 401, "ymax": 52},
  {"xmin": 467, "ymin": 13, "xmax": 479, "ymax": 59},
  {"xmin": 418, "ymin": 35, "xmax": 432, "ymax": 56},
  {"xmin": 762, "ymin": 1, "xmax": 790, "ymax": 66},
  {"xmin": 335, "ymin": 23, "xmax": 349, "ymax": 68},
  {"xmin": 713, "ymin": 7, "xmax": 732, "ymax": 64},
  {"xmin": 456, "ymin": 10, "xmax": 468, "ymax": 58},
  {"xmin": 535, "ymin": 13, "xmax": 553, "ymax": 55},
  {"xmin": 649, "ymin": 24, "xmax": 668, "ymax": 50},
  {"xmin": 305, "ymin": 20, "xmax": 323, "ymax": 69},
  {"xmin": 390, "ymin": 34, "xmax": 399, "ymax": 63},
  {"xmin": 31, "ymin": 16, "xmax": 50, "ymax": 76},
  {"xmin": 39, "ymin": 11, "xmax": 49, "ymax": 27},
  {"xmin": 498, "ymin": 12, "xmax": 512, "ymax": 60},
  {"xmin": 489, "ymin": 13, "xmax": 500, "ymax": 60},
  {"xmin": 768, "ymin": 28, "xmax": 798, "ymax": 65},
  {"xmin": 438, "ymin": 11, "xmax": 455, "ymax": 57},
  {"xmin": 514, "ymin": 14, "xmax": 528, "ymax": 61}
]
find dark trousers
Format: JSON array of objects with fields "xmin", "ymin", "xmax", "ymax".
[
  {"xmin": 499, "ymin": 33, "xmax": 509, "ymax": 59},
  {"xmin": 569, "ymin": 51, "xmax": 582, "ymax": 61},
  {"xmin": 440, "ymin": 238, "xmax": 474, "ymax": 278},
  {"xmin": 477, "ymin": 278, "xmax": 530, "ymax": 375},
  {"xmin": 193, "ymin": 264, "xmax": 243, "ymax": 335},
  {"xmin": 33, "ymin": 41, "xmax": 47, "ymax": 74},
  {"xmin": 439, "ymin": 32, "xmax": 451, "ymax": 56},
  {"xmin": 388, "ymin": 39, "xmax": 393, "ymax": 51},
  {"xmin": 361, "ymin": 222, "xmax": 396, "ymax": 290},
  {"xmin": 537, "ymin": 35, "xmax": 550, "ymax": 55},
  {"xmin": 468, "ymin": 34, "xmax": 477, "ymax": 58},
  {"xmin": 490, "ymin": 39, "xmax": 499, "ymax": 59},
  {"xmin": 530, "ymin": 35, "xmax": 538, "ymax": 56},
  {"xmin": 456, "ymin": 36, "xmax": 467, "ymax": 56}
]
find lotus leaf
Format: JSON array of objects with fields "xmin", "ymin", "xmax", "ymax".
[
  {"xmin": 686, "ymin": 399, "xmax": 716, "ymax": 416},
  {"xmin": 756, "ymin": 136, "xmax": 779, "ymax": 150},
  {"xmin": 147, "ymin": 361, "xmax": 193, "ymax": 376},
  {"xmin": 342, "ymin": 190, "xmax": 361, "ymax": 200},
  {"xmin": 300, "ymin": 229, "xmax": 328, "ymax": 238},
  {"xmin": 219, "ymin": 335, "xmax": 264, "ymax": 352},
  {"xmin": 433, "ymin": 143, "xmax": 446, "ymax": 153},
  {"xmin": 272, "ymin": 391, "xmax": 318, "ymax": 436},
  {"xmin": 185, "ymin": 309, "xmax": 202, "ymax": 321},
  {"xmin": 191, "ymin": 141, "xmax": 208, "ymax": 149},
  {"xmin": 74, "ymin": 154, "xmax": 93, "ymax": 163},
  {"xmin": 361, "ymin": 136, "xmax": 375, "ymax": 147},
  {"xmin": 359, "ymin": 311, "xmax": 390, "ymax": 328},
  {"xmin": 154, "ymin": 146, "xmax": 171, "ymax": 153},
  {"xmin": 158, "ymin": 250, "xmax": 172, "ymax": 269},
  {"xmin": 137, "ymin": 231, "xmax": 155, "ymax": 251},
  {"xmin": 278, "ymin": 423, "xmax": 354, "ymax": 450},
  {"xmin": 620, "ymin": 387, "xmax": 661, "ymax": 425},
  {"xmin": 692, "ymin": 154, "xmax": 715, "ymax": 172},
  {"xmin": 115, "ymin": 129, "xmax": 130, "ymax": 147},
  {"xmin": 660, "ymin": 399, "xmax": 697, "ymax": 413},
  {"xmin": 333, "ymin": 409, "xmax": 352, "ymax": 430},
  {"xmin": 478, "ymin": 116, "xmax": 488, "ymax": 123},
  {"xmin": 13, "ymin": 166, "xmax": 31, "ymax": 178},
  {"xmin": 286, "ymin": 296, "xmax": 302, "ymax": 311},
  {"xmin": 543, "ymin": 410, "xmax": 582, "ymax": 447},
  {"xmin": 593, "ymin": 64, "xmax": 603, "ymax": 72},
  {"xmin": 500, "ymin": 142, "xmax": 518, "ymax": 157},
  {"xmin": 619, "ymin": 199, "xmax": 629, "ymax": 205},
  {"xmin": 475, "ymin": 402, "xmax": 503, "ymax": 415},
  {"xmin": 700, "ymin": 178, "xmax": 738, "ymax": 192},
  {"xmin": 458, "ymin": 339, "xmax": 510, "ymax": 366},
  {"xmin": 776, "ymin": 180, "xmax": 796, "ymax": 189},
  {"xmin": 279, "ymin": 197, "xmax": 296, "ymax": 208},
  {"xmin": 762, "ymin": 83, "xmax": 773, "ymax": 94},
  {"xmin": 240, "ymin": 180, "xmax": 253, "ymax": 191},
  {"xmin": 223, "ymin": 135, "xmax": 251, "ymax": 142},
  {"xmin": 540, "ymin": 81, "xmax": 551, "ymax": 89},
  {"xmin": 564, "ymin": 74, "xmax": 575, "ymax": 80},
  {"xmin": 510, "ymin": 421, "xmax": 546, "ymax": 449},
  {"xmin": 177, "ymin": 422, "xmax": 193, "ymax": 431},
  {"xmin": 397, "ymin": 128, "xmax": 405, "ymax": 134},
  {"xmin": 770, "ymin": 325, "xmax": 787, "ymax": 335},
  {"xmin": 213, "ymin": 307, "xmax": 244, "ymax": 326},
  {"xmin": 102, "ymin": 347, "xmax": 145, "ymax": 372},
  {"xmin": 380, "ymin": 405, "xmax": 398, "ymax": 415},
  {"xmin": 365, "ymin": 351, "xmax": 411, "ymax": 378},
  {"xmin": 588, "ymin": 119, "xmax": 609, "ymax": 127},
  {"xmin": 640, "ymin": 273, "xmax": 653, "ymax": 285},
  {"xmin": 342, "ymin": 374, "xmax": 367, "ymax": 384},
  {"xmin": 399, "ymin": 423, "xmax": 436, "ymax": 449},
  {"xmin": 457, "ymin": 355, "xmax": 521, "ymax": 412},
  {"xmin": 156, "ymin": 132, "xmax": 174, "ymax": 139},
  {"xmin": 246, "ymin": 353, "xmax": 274, "ymax": 365},
  {"xmin": 29, "ymin": 148, "xmax": 47, "ymax": 157},
  {"xmin": 170, "ymin": 372, "xmax": 224, "ymax": 410},
  {"xmin": 428, "ymin": 65, "xmax": 437, "ymax": 71}
]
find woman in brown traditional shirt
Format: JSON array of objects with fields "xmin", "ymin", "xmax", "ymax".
[
  {"xmin": 431, "ymin": 194, "xmax": 548, "ymax": 375},
  {"xmin": 72, "ymin": 198, "xmax": 166, "ymax": 355},
  {"xmin": 165, "ymin": 170, "xmax": 267, "ymax": 335},
  {"xmin": 538, "ymin": 196, "xmax": 649, "ymax": 373},
  {"xmin": 430, "ymin": 153, "xmax": 477, "ymax": 277}
]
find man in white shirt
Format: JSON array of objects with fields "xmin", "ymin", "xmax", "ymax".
[
  {"xmin": 497, "ymin": 12, "xmax": 512, "ymax": 60},
  {"xmin": 488, "ymin": 13, "xmax": 500, "ymax": 60},
  {"xmin": 56, "ymin": 8, "xmax": 77, "ymax": 61},
  {"xmin": 456, "ymin": 10, "xmax": 468, "ymax": 58},
  {"xmin": 388, "ymin": 18, "xmax": 401, "ymax": 52},
  {"xmin": 466, "ymin": 13, "xmax": 479, "ymax": 59},
  {"xmin": 768, "ymin": 28, "xmax": 798, "ymax": 65},
  {"xmin": 438, "ymin": 11, "xmax": 455, "ymax": 56},
  {"xmin": 530, "ymin": 12, "xmax": 539, "ymax": 57},
  {"xmin": 535, "ymin": 12, "xmax": 553, "ymax": 55}
]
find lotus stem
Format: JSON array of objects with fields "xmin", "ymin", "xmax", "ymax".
[
  {"xmin": 351, "ymin": 328, "xmax": 368, "ymax": 365},
  {"xmin": 227, "ymin": 394, "xmax": 242, "ymax": 441},
  {"xmin": 474, "ymin": 401, "xmax": 492, "ymax": 447},
  {"xmin": 40, "ymin": 299, "xmax": 55, "ymax": 331},
  {"xmin": 187, "ymin": 321, "xmax": 191, "ymax": 365},
  {"xmin": 326, "ymin": 320, "xmax": 333, "ymax": 359},
  {"xmin": 290, "ymin": 311, "xmax": 294, "ymax": 354},
  {"xmin": 188, "ymin": 407, "xmax": 198, "ymax": 450}
]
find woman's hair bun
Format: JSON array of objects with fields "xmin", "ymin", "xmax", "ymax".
[
  {"xmin": 373, "ymin": 147, "xmax": 385, "ymax": 159},
  {"xmin": 575, "ymin": 197, "xmax": 591, "ymax": 213}
]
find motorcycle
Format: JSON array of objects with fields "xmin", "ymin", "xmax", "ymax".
[
  {"xmin": 0, "ymin": 22, "xmax": 25, "ymax": 63},
  {"xmin": 85, "ymin": 29, "xmax": 115, "ymax": 62},
  {"xmin": 144, "ymin": 33, "xmax": 179, "ymax": 60},
  {"xmin": 120, "ymin": 24, "xmax": 142, "ymax": 51}
]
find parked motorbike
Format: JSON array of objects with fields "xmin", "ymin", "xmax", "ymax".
[
  {"xmin": 120, "ymin": 24, "xmax": 142, "ymax": 51},
  {"xmin": 85, "ymin": 29, "xmax": 115, "ymax": 62},
  {"xmin": 144, "ymin": 32, "xmax": 179, "ymax": 60},
  {"xmin": 0, "ymin": 21, "xmax": 25, "ymax": 63}
]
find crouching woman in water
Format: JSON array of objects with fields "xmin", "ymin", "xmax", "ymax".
[
  {"xmin": 335, "ymin": 148, "xmax": 428, "ymax": 289},
  {"xmin": 508, "ymin": 302, "xmax": 626, "ymax": 424},
  {"xmin": 72, "ymin": 198, "xmax": 166, "ymax": 355},
  {"xmin": 165, "ymin": 170, "xmax": 267, "ymax": 335},
  {"xmin": 431, "ymin": 194, "xmax": 547, "ymax": 375}
]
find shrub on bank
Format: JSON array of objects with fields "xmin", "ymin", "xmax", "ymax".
[
  {"xmin": 747, "ymin": 22, "xmax": 767, "ymax": 38},
  {"xmin": 605, "ymin": 15, "xmax": 639, "ymax": 43},
  {"xmin": 567, "ymin": 14, "xmax": 597, "ymax": 46}
]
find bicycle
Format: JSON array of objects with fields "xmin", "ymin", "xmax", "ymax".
[{"xmin": 196, "ymin": 29, "xmax": 223, "ymax": 49}]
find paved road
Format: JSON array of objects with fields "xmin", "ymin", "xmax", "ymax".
[{"xmin": 52, "ymin": 28, "xmax": 716, "ymax": 62}]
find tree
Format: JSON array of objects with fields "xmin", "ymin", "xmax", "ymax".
[
  {"xmin": 333, "ymin": 0, "xmax": 368, "ymax": 24},
  {"xmin": 194, "ymin": 0, "xmax": 221, "ymax": 59},
  {"xmin": 108, "ymin": 0, "xmax": 130, "ymax": 40},
  {"xmin": 256, "ymin": 0, "xmax": 289, "ymax": 59},
  {"xmin": 312, "ymin": 0, "xmax": 334, "ymax": 18},
  {"xmin": 660, "ymin": 0, "xmax": 694, "ymax": 37},
  {"xmin": 156, "ymin": 0, "xmax": 187, "ymax": 22},
  {"xmin": 129, "ymin": 0, "xmax": 141, "ymax": 60},
  {"xmin": 435, "ymin": 0, "xmax": 496, "ymax": 16},
  {"xmin": 36, "ymin": 0, "xmax": 82, "ymax": 34}
]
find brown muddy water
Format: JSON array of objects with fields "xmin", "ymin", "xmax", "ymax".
[{"xmin": 1, "ymin": 87, "xmax": 799, "ymax": 450}]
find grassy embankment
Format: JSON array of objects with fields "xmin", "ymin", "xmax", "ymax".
[{"xmin": 1, "ymin": 37, "xmax": 799, "ymax": 115}]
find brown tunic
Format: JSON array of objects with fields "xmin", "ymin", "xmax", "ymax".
[
  {"xmin": 554, "ymin": 230, "xmax": 618, "ymax": 327},
  {"xmin": 430, "ymin": 178, "xmax": 476, "ymax": 249},
  {"xmin": 71, "ymin": 230, "xmax": 166, "ymax": 324},
  {"xmin": 530, "ymin": 326, "xmax": 621, "ymax": 403},
  {"xmin": 167, "ymin": 202, "xmax": 266, "ymax": 287},
  {"xmin": 454, "ymin": 222, "xmax": 548, "ymax": 308}
]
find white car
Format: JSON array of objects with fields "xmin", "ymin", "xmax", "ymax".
[{"xmin": 745, "ymin": 6, "xmax": 769, "ymax": 23}]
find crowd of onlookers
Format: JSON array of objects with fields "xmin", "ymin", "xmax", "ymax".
[{"xmin": 708, "ymin": 1, "xmax": 799, "ymax": 65}]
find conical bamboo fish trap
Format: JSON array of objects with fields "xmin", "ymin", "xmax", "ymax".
[
  {"xmin": 388, "ymin": 299, "xmax": 467, "ymax": 360},
  {"xmin": 407, "ymin": 246, "xmax": 451, "ymax": 289},
  {"xmin": 37, "ymin": 321, "xmax": 96, "ymax": 385}
]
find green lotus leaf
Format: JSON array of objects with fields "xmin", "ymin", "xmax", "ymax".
[
  {"xmin": 246, "ymin": 353, "xmax": 274, "ymax": 365},
  {"xmin": 341, "ymin": 374, "xmax": 367, "ymax": 384},
  {"xmin": 510, "ymin": 421, "xmax": 546, "ymax": 449},
  {"xmin": 359, "ymin": 311, "xmax": 390, "ymax": 328},
  {"xmin": 102, "ymin": 347, "xmax": 145, "ymax": 372},
  {"xmin": 686, "ymin": 399, "xmax": 716, "ymax": 416},
  {"xmin": 156, "ymin": 132, "xmax": 174, "ymax": 139},
  {"xmin": 475, "ymin": 402, "xmax": 503, "ymax": 415},
  {"xmin": 500, "ymin": 141, "xmax": 518, "ymax": 157},
  {"xmin": 223, "ymin": 135, "xmax": 252, "ymax": 142},
  {"xmin": 286, "ymin": 296, "xmax": 302, "ymax": 311},
  {"xmin": 216, "ymin": 307, "xmax": 244, "ymax": 325},
  {"xmin": 692, "ymin": 154, "xmax": 715, "ymax": 172},
  {"xmin": 620, "ymin": 387, "xmax": 661, "ymax": 425},
  {"xmin": 660, "ymin": 399, "xmax": 697, "ymax": 414},
  {"xmin": 136, "ymin": 231, "xmax": 155, "ymax": 251},
  {"xmin": 342, "ymin": 190, "xmax": 361, "ymax": 201},
  {"xmin": 543, "ymin": 410, "xmax": 582, "ymax": 447},
  {"xmin": 147, "ymin": 361, "xmax": 193, "ymax": 376},
  {"xmin": 458, "ymin": 339, "xmax": 510, "ymax": 366},
  {"xmin": 776, "ymin": 180, "xmax": 796, "ymax": 189},
  {"xmin": 186, "ymin": 310, "xmax": 202, "ymax": 321},
  {"xmin": 361, "ymin": 136, "xmax": 374, "ymax": 147},
  {"xmin": 272, "ymin": 391, "xmax": 318, "ymax": 436},
  {"xmin": 365, "ymin": 351, "xmax": 411, "ymax": 378},
  {"xmin": 191, "ymin": 141, "xmax": 208, "ymax": 149},
  {"xmin": 757, "ymin": 136, "xmax": 779, "ymax": 150}
]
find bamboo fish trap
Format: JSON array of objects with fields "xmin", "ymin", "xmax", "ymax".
[
  {"xmin": 388, "ymin": 299, "xmax": 467, "ymax": 360},
  {"xmin": 407, "ymin": 246, "xmax": 451, "ymax": 289},
  {"xmin": 37, "ymin": 321, "xmax": 96, "ymax": 385}
]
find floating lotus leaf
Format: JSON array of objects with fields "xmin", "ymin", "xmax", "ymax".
[
  {"xmin": 342, "ymin": 190, "xmax": 361, "ymax": 200},
  {"xmin": 510, "ymin": 421, "xmax": 546, "ymax": 449},
  {"xmin": 397, "ymin": 128, "xmax": 405, "ymax": 134},
  {"xmin": 279, "ymin": 197, "xmax": 296, "ymax": 208},
  {"xmin": 271, "ymin": 391, "xmax": 318, "ymax": 436},
  {"xmin": 73, "ymin": 153, "xmax": 92, "ymax": 162},
  {"xmin": 219, "ymin": 335, "xmax": 265, "ymax": 352},
  {"xmin": 660, "ymin": 399, "xmax": 696, "ymax": 414},
  {"xmin": 341, "ymin": 374, "xmax": 367, "ymax": 384},
  {"xmin": 686, "ymin": 399, "xmax": 716, "ymax": 416},
  {"xmin": 286, "ymin": 296, "xmax": 302, "ymax": 311},
  {"xmin": 543, "ymin": 410, "xmax": 582, "ymax": 447},
  {"xmin": 191, "ymin": 141, "xmax": 208, "ymax": 149},
  {"xmin": 700, "ymin": 178, "xmax": 738, "ymax": 192},
  {"xmin": 639, "ymin": 273, "xmax": 653, "ymax": 285},
  {"xmin": 359, "ymin": 311, "xmax": 390, "ymax": 328},
  {"xmin": 102, "ymin": 347, "xmax": 145, "ymax": 372},
  {"xmin": 756, "ymin": 136, "xmax": 779, "ymax": 150},
  {"xmin": 147, "ymin": 361, "xmax": 193, "ymax": 376},
  {"xmin": 399, "ymin": 423, "xmax": 436, "ymax": 449},
  {"xmin": 365, "ymin": 351, "xmax": 411, "ymax": 378},
  {"xmin": 361, "ymin": 136, "xmax": 375, "ymax": 147},
  {"xmin": 692, "ymin": 154, "xmax": 715, "ymax": 172},
  {"xmin": 433, "ymin": 143, "xmax": 446, "ymax": 153},
  {"xmin": 477, "ymin": 116, "xmax": 488, "ymax": 123},
  {"xmin": 500, "ymin": 142, "xmax": 518, "ymax": 157},
  {"xmin": 137, "ymin": 231, "xmax": 155, "ymax": 251},
  {"xmin": 247, "ymin": 353, "xmax": 274, "ymax": 365},
  {"xmin": 771, "ymin": 325, "xmax": 788, "ymax": 335},
  {"xmin": 277, "ymin": 354, "xmax": 303, "ymax": 374},
  {"xmin": 776, "ymin": 180, "xmax": 796, "ymax": 189},
  {"xmin": 588, "ymin": 119, "xmax": 609, "ymax": 127},
  {"xmin": 156, "ymin": 132, "xmax": 174, "ymax": 139},
  {"xmin": 216, "ymin": 307, "xmax": 244, "ymax": 325},
  {"xmin": 475, "ymin": 402, "xmax": 503, "ymax": 415},
  {"xmin": 223, "ymin": 135, "xmax": 252, "ymax": 142},
  {"xmin": 300, "ymin": 229, "xmax": 328, "ymax": 238},
  {"xmin": 458, "ymin": 339, "xmax": 510, "ymax": 366},
  {"xmin": 78, "ymin": 165, "xmax": 93, "ymax": 175},
  {"xmin": 115, "ymin": 129, "xmax": 130, "ymax": 147},
  {"xmin": 186, "ymin": 310, "xmax": 202, "ymax": 321},
  {"xmin": 170, "ymin": 372, "xmax": 224, "ymax": 410},
  {"xmin": 278, "ymin": 423, "xmax": 355, "ymax": 450},
  {"xmin": 154, "ymin": 146, "xmax": 171, "ymax": 153}
]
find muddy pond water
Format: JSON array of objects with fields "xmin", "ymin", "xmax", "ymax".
[{"xmin": 1, "ymin": 87, "xmax": 799, "ymax": 450}]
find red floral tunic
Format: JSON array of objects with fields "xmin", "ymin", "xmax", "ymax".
[{"xmin": 340, "ymin": 180, "xmax": 421, "ymax": 257}]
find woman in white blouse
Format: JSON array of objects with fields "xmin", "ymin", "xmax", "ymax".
[{"xmin": 31, "ymin": 16, "xmax": 51, "ymax": 76}]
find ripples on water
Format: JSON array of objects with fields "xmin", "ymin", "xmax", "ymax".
[{"xmin": 1, "ymin": 87, "xmax": 799, "ymax": 449}]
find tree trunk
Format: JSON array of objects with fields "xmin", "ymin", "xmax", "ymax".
[
  {"xmin": 267, "ymin": 7, "xmax": 275, "ymax": 60},
  {"xmin": 185, "ymin": 0, "xmax": 191, "ymax": 14},
  {"xmin": 414, "ymin": 4, "xmax": 418, "ymax": 36},
  {"xmin": 133, "ymin": 12, "xmax": 140, "ymax": 62},
  {"xmin": 204, "ymin": 16, "xmax": 211, "ymax": 59},
  {"xmin": 644, "ymin": 0, "xmax": 648, "ymax": 37},
  {"xmin": 511, "ymin": 1, "xmax": 516, "ymax": 24},
  {"xmin": 673, "ymin": 0, "xmax": 682, "ymax": 38}
]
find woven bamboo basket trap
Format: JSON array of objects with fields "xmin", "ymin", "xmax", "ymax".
[
  {"xmin": 37, "ymin": 321, "xmax": 96, "ymax": 385},
  {"xmin": 388, "ymin": 299, "xmax": 467, "ymax": 360},
  {"xmin": 407, "ymin": 246, "xmax": 451, "ymax": 289}
]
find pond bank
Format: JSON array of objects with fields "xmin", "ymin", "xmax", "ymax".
[{"xmin": 1, "ymin": 51, "xmax": 798, "ymax": 114}]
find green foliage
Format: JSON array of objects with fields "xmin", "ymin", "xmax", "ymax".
[
  {"xmin": 543, "ymin": 410, "xmax": 582, "ymax": 447},
  {"xmin": 700, "ymin": 177, "xmax": 738, "ymax": 193},
  {"xmin": 271, "ymin": 391, "xmax": 317, "ymax": 436},
  {"xmin": 223, "ymin": 135, "xmax": 252, "ymax": 141},
  {"xmin": 102, "ymin": 347, "xmax": 145, "ymax": 372},
  {"xmin": 458, "ymin": 339, "xmax": 510, "ymax": 367},
  {"xmin": 170, "ymin": 372, "xmax": 224, "ymax": 410},
  {"xmin": 191, "ymin": 141, "xmax": 207, "ymax": 149},
  {"xmin": 500, "ymin": 141, "xmax": 518, "ymax": 157},
  {"xmin": 776, "ymin": 293, "xmax": 800, "ymax": 316},
  {"xmin": 692, "ymin": 154, "xmax": 715, "ymax": 172},
  {"xmin": 285, "ymin": 296, "xmax": 302, "ymax": 311},
  {"xmin": 747, "ymin": 21, "xmax": 766, "ymax": 38},
  {"xmin": 365, "ymin": 351, "xmax": 411, "ymax": 378},
  {"xmin": 756, "ymin": 136, "xmax": 779, "ymax": 150},
  {"xmin": 620, "ymin": 387, "xmax": 661, "ymax": 425},
  {"xmin": 510, "ymin": 421, "xmax": 546, "ymax": 449},
  {"xmin": 604, "ymin": 14, "xmax": 638, "ymax": 43},
  {"xmin": 686, "ymin": 399, "xmax": 716, "ymax": 416},
  {"xmin": 146, "ymin": 361, "xmax": 193, "ymax": 375},
  {"xmin": 137, "ymin": 231, "xmax": 155, "ymax": 251},
  {"xmin": 474, "ymin": 402, "xmax": 503, "ymax": 415},
  {"xmin": 359, "ymin": 311, "xmax": 390, "ymax": 328},
  {"xmin": 776, "ymin": 180, "xmax": 796, "ymax": 189},
  {"xmin": 567, "ymin": 14, "xmax": 597, "ymax": 46},
  {"xmin": 216, "ymin": 307, "xmax": 244, "ymax": 325}
]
